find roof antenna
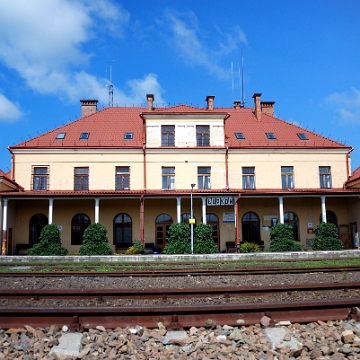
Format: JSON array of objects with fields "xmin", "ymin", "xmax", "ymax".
[
  {"xmin": 240, "ymin": 48, "xmax": 246, "ymax": 107},
  {"xmin": 106, "ymin": 60, "xmax": 115, "ymax": 107},
  {"xmin": 231, "ymin": 61, "xmax": 234, "ymax": 103}
]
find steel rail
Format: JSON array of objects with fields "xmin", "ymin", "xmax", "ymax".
[
  {"xmin": 1, "ymin": 281, "xmax": 360, "ymax": 300},
  {"xmin": 1, "ymin": 265, "xmax": 360, "ymax": 277},
  {"xmin": 0, "ymin": 298, "xmax": 359, "ymax": 330}
]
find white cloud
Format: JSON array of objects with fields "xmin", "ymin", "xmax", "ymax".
[
  {"xmin": 0, "ymin": 0, "xmax": 130, "ymax": 103},
  {"xmin": 0, "ymin": 94, "xmax": 23, "ymax": 122},
  {"xmin": 159, "ymin": 9, "xmax": 247, "ymax": 80},
  {"xmin": 115, "ymin": 73, "xmax": 165, "ymax": 106},
  {"xmin": 325, "ymin": 87, "xmax": 360, "ymax": 124}
]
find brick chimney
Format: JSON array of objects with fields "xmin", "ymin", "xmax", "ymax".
[
  {"xmin": 261, "ymin": 101, "xmax": 275, "ymax": 116},
  {"xmin": 146, "ymin": 94, "xmax": 154, "ymax": 111},
  {"xmin": 206, "ymin": 95, "xmax": 215, "ymax": 110},
  {"xmin": 233, "ymin": 100, "xmax": 241, "ymax": 109},
  {"xmin": 80, "ymin": 100, "xmax": 98, "ymax": 117},
  {"xmin": 252, "ymin": 93, "xmax": 262, "ymax": 120}
]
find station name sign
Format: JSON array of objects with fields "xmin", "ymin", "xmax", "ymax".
[{"xmin": 207, "ymin": 197, "xmax": 234, "ymax": 206}]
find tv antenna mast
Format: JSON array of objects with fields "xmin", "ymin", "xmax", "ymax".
[
  {"xmin": 106, "ymin": 60, "xmax": 114, "ymax": 107},
  {"xmin": 240, "ymin": 48, "xmax": 245, "ymax": 107}
]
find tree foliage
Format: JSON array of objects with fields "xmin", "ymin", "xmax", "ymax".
[
  {"xmin": 78, "ymin": 223, "xmax": 113, "ymax": 255},
  {"xmin": 163, "ymin": 223, "xmax": 218, "ymax": 254},
  {"xmin": 27, "ymin": 224, "xmax": 68, "ymax": 256},
  {"xmin": 312, "ymin": 222, "xmax": 344, "ymax": 251},
  {"xmin": 269, "ymin": 223, "xmax": 303, "ymax": 252}
]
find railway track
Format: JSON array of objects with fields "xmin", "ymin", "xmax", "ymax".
[
  {"xmin": 0, "ymin": 282, "xmax": 359, "ymax": 330},
  {"xmin": 1, "ymin": 265, "xmax": 360, "ymax": 277}
]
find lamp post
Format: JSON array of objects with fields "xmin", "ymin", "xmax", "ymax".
[{"xmin": 190, "ymin": 183, "xmax": 196, "ymax": 254}]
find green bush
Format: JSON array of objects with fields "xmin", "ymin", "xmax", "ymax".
[
  {"xmin": 269, "ymin": 223, "xmax": 303, "ymax": 252},
  {"xmin": 193, "ymin": 223, "xmax": 218, "ymax": 254},
  {"xmin": 79, "ymin": 223, "xmax": 113, "ymax": 255},
  {"xmin": 312, "ymin": 222, "xmax": 344, "ymax": 251},
  {"xmin": 27, "ymin": 224, "xmax": 68, "ymax": 256},
  {"xmin": 163, "ymin": 223, "xmax": 191, "ymax": 254},
  {"xmin": 125, "ymin": 243, "xmax": 144, "ymax": 255},
  {"xmin": 239, "ymin": 242, "xmax": 260, "ymax": 253},
  {"xmin": 163, "ymin": 223, "xmax": 218, "ymax": 254}
]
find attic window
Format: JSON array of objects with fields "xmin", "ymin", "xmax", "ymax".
[
  {"xmin": 124, "ymin": 132, "xmax": 133, "ymax": 140},
  {"xmin": 235, "ymin": 132, "xmax": 245, "ymax": 140},
  {"xmin": 297, "ymin": 133, "xmax": 309, "ymax": 140},
  {"xmin": 266, "ymin": 132, "xmax": 276, "ymax": 140},
  {"xmin": 79, "ymin": 132, "xmax": 89, "ymax": 140},
  {"xmin": 56, "ymin": 132, "xmax": 66, "ymax": 140}
]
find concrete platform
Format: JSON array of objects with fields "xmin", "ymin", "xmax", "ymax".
[{"xmin": 0, "ymin": 249, "xmax": 359, "ymax": 263}]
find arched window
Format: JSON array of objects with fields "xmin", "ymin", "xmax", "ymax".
[
  {"xmin": 29, "ymin": 213, "xmax": 48, "ymax": 246},
  {"xmin": 242, "ymin": 211, "xmax": 260, "ymax": 244},
  {"xmin": 204, "ymin": 213, "xmax": 220, "ymax": 248},
  {"xmin": 71, "ymin": 213, "xmax": 90, "ymax": 245},
  {"xmin": 114, "ymin": 213, "xmax": 132, "ymax": 248},
  {"xmin": 181, "ymin": 213, "xmax": 196, "ymax": 224},
  {"xmin": 155, "ymin": 214, "xmax": 173, "ymax": 252},
  {"xmin": 284, "ymin": 211, "xmax": 299, "ymax": 241},
  {"xmin": 319, "ymin": 210, "xmax": 338, "ymax": 227}
]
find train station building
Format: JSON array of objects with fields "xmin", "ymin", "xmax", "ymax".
[{"xmin": 1, "ymin": 93, "xmax": 360, "ymax": 255}]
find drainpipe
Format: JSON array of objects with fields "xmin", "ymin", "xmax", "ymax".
[
  {"xmin": 235, "ymin": 194, "xmax": 240, "ymax": 248},
  {"xmin": 225, "ymin": 145, "xmax": 229, "ymax": 190},
  {"xmin": 140, "ymin": 195, "xmax": 144, "ymax": 245}
]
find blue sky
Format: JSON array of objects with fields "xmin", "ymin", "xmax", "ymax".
[{"xmin": 0, "ymin": 0, "xmax": 359, "ymax": 173}]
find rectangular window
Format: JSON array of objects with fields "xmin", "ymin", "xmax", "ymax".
[
  {"xmin": 281, "ymin": 166, "xmax": 294, "ymax": 189},
  {"xmin": 235, "ymin": 132, "xmax": 245, "ymax": 140},
  {"xmin": 32, "ymin": 167, "xmax": 49, "ymax": 190},
  {"xmin": 319, "ymin": 166, "xmax": 332, "ymax": 188},
  {"xmin": 116, "ymin": 166, "xmax": 130, "ymax": 190},
  {"xmin": 198, "ymin": 167, "xmax": 211, "ymax": 189},
  {"xmin": 242, "ymin": 167, "xmax": 255, "ymax": 189},
  {"xmin": 196, "ymin": 125, "xmax": 210, "ymax": 146},
  {"xmin": 74, "ymin": 167, "xmax": 89, "ymax": 190},
  {"xmin": 124, "ymin": 132, "xmax": 133, "ymax": 140},
  {"xmin": 79, "ymin": 132, "xmax": 89, "ymax": 140},
  {"xmin": 161, "ymin": 125, "xmax": 175, "ymax": 146},
  {"xmin": 162, "ymin": 167, "xmax": 175, "ymax": 190},
  {"xmin": 266, "ymin": 132, "xmax": 276, "ymax": 139}
]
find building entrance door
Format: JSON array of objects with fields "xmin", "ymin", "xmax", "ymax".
[{"xmin": 155, "ymin": 214, "xmax": 173, "ymax": 252}]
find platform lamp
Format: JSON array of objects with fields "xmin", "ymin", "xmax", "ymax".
[{"xmin": 190, "ymin": 183, "xmax": 196, "ymax": 254}]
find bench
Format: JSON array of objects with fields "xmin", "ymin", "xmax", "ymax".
[
  {"xmin": 226, "ymin": 241, "xmax": 237, "ymax": 253},
  {"xmin": 144, "ymin": 242, "xmax": 155, "ymax": 254},
  {"xmin": 15, "ymin": 244, "xmax": 31, "ymax": 255}
]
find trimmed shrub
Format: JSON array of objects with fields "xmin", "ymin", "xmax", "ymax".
[
  {"xmin": 312, "ymin": 222, "xmax": 344, "ymax": 251},
  {"xmin": 163, "ymin": 223, "xmax": 191, "ymax": 254},
  {"xmin": 79, "ymin": 223, "xmax": 113, "ymax": 255},
  {"xmin": 193, "ymin": 223, "xmax": 218, "ymax": 254},
  {"xmin": 125, "ymin": 243, "xmax": 145, "ymax": 255},
  {"xmin": 27, "ymin": 224, "xmax": 68, "ymax": 256},
  {"xmin": 269, "ymin": 223, "xmax": 303, "ymax": 252},
  {"xmin": 239, "ymin": 242, "xmax": 260, "ymax": 253},
  {"xmin": 163, "ymin": 222, "xmax": 218, "ymax": 254}
]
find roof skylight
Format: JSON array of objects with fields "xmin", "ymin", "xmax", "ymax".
[
  {"xmin": 297, "ymin": 133, "xmax": 309, "ymax": 140},
  {"xmin": 79, "ymin": 132, "xmax": 89, "ymax": 140},
  {"xmin": 56, "ymin": 132, "xmax": 66, "ymax": 140},
  {"xmin": 266, "ymin": 132, "xmax": 276, "ymax": 140},
  {"xmin": 124, "ymin": 132, "xmax": 133, "ymax": 140},
  {"xmin": 235, "ymin": 132, "xmax": 245, "ymax": 140}
]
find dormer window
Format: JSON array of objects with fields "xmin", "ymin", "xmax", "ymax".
[
  {"xmin": 297, "ymin": 133, "xmax": 308, "ymax": 140},
  {"xmin": 124, "ymin": 132, "xmax": 133, "ymax": 140},
  {"xmin": 79, "ymin": 132, "xmax": 89, "ymax": 140},
  {"xmin": 56, "ymin": 132, "xmax": 66, "ymax": 140},
  {"xmin": 266, "ymin": 132, "xmax": 276, "ymax": 140},
  {"xmin": 235, "ymin": 132, "xmax": 245, "ymax": 140}
]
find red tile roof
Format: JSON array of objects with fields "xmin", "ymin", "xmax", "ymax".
[{"xmin": 9, "ymin": 103, "xmax": 351, "ymax": 151}]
